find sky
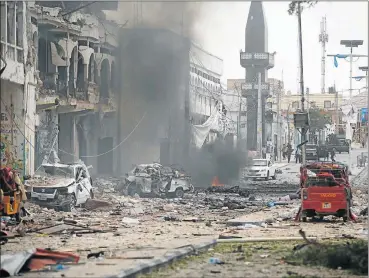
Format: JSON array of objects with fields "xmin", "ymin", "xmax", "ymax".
[{"xmin": 193, "ymin": 1, "xmax": 368, "ymax": 97}]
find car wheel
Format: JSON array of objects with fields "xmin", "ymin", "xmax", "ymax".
[
  {"xmin": 272, "ymin": 172, "xmax": 277, "ymax": 180},
  {"xmin": 127, "ymin": 183, "xmax": 140, "ymax": 197},
  {"xmin": 302, "ymin": 217, "xmax": 307, "ymax": 222},
  {"xmin": 265, "ymin": 172, "xmax": 269, "ymax": 181},
  {"xmin": 63, "ymin": 194, "xmax": 77, "ymax": 212},
  {"xmin": 343, "ymin": 216, "xmax": 348, "ymax": 222},
  {"xmin": 174, "ymin": 188, "xmax": 184, "ymax": 199}
]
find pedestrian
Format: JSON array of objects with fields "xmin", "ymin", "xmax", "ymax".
[
  {"xmin": 261, "ymin": 145, "xmax": 266, "ymax": 159},
  {"xmin": 325, "ymin": 149, "xmax": 329, "ymax": 161},
  {"xmin": 330, "ymin": 148, "xmax": 336, "ymax": 162},
  {"xmin": 282, "ymin": 144, "xmax": 287, "ymax": 160},
  {"xmin": 287, "ymin": 144, "xmax": 292, "ymax": 163},
  {"xmin": 295, "ymin": 147, "xmax": 301, "ymax": 164}
]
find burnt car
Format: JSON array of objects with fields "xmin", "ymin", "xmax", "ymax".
[
  {"xmin": 24, "ymin": 162, "xmax": 93, "ymax": 212},
  {"xmin": 124, "ymin": 163, "xmax": 194, "ymax": 198}
]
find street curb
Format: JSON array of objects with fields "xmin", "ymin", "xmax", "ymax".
[{"xmin": 107, "ymin": 240, "xmax": 217, "ymax": 278}]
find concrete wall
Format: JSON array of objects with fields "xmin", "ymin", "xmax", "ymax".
[{"xmin": 0, "ymin": 80, "xmax": 25, "ymax": 172}]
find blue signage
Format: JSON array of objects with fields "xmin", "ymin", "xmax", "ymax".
[{"xmin": 361, "ymin": 108, "xmax": 368, "ymax": 123}]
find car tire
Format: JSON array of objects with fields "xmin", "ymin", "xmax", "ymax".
[
  {"xmin": 302, "ymin": 217, "xmax": 307, "ymax": 222},
  {"xmin": 63, "ymin": 194, "xmax": 77, "ymax": 212},
  {"xmin": 272, "ymin": 172, "xmax": 277, "ymax": 180},
  {"xmin": 174, "ymin": 188, "xmax": 184, "ymax": 199},
  {"xmin": 265, "ymin": 172, "xmax": 269, "ymax": 181}
]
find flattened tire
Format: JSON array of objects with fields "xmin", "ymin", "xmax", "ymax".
[{"xmin": 174, "ymin": 188, "xmax": 184, "ymax": 199}]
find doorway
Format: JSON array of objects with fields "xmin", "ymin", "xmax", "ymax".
[{"xmin": 97, "ymin": 137, "xmax": 113, "ymax": 175}]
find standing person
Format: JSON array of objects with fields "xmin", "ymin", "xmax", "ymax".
[
  {"xmin": 330, "ymin": 148, "xmax": 336, "ymax": 162},
  {"xmin": 295, "ymin": 147, "xmax": 301, "ymax": 164},
  {"xmin": 282, "ymin": 144, "xmax": 287, "ymax": 160},
  {"xmin": 287, "ymin": 144, "xmax": 292, "ymax": 163},
  {"xmin": 261, "ymin": 145, "xmax": 266, "ymax": 159}
]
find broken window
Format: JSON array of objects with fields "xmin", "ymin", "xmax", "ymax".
[
  {"xmin": 100, "ymin": 59, "xmax": 110, "ymax": 103},
  {"xmin": 88, "ymin": 54, "xmax": 94, "ymax": 82},
  {"xmin": 76, "ymin": 52, "xmax": 85, "ymax": 91}
]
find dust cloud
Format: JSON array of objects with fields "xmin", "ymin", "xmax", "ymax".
[{"xmin": 112, "ymin": 2, "xmax": 245, "ymax": 185}]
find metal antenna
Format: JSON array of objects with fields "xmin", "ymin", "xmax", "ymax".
[{"xmin": 319, "ymin": 16, "xmax": 328, "ymax": 93}]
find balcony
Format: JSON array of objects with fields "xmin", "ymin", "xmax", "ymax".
[
  {"xmin": 240, "ymin": 52, "xmax": 275, "ymax": 69},
  {"xmin": 241, "ymin": 82, "xmax": 270, "ymax": 98}
]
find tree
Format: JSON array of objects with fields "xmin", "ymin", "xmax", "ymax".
[
  {"xmin": 308, "ymin": 108, "xmax": 332, "ymax": 134},
  {"xmin": 288, "ymin": 1, "xmax": 317, "ymax": 15}
]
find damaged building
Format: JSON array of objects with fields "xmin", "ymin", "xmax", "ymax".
[
  {"xmin": 1, "ymin": 1, "xmax": 38, "ymax": 175},
  {"xmin": 2, "ymin": 1, "xmax": 230, "ymax": 178},
  {"xmin": 31, "ymin": 1, "xmax": 119, "ymax": 176}
]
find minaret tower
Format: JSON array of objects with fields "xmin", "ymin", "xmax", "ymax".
[{"xmin": 240, "ymin": 1, "xmax": 275, "ymax": 150}]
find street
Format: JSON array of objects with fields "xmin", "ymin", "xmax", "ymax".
[{"xmin": 1, "ymin": 149, "xmax": 367, "ymax": 278}]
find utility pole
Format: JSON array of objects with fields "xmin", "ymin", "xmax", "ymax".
[
  {"xmin": 335, "ymin": 85, "xmax": 339, "ymax": 135},
  {"xmin": 297, "ymin": 2, "xmax": 306, "ymax": 165},
  {"xmin": 338, "ymin": 40, "xmax": 363, "ymax": 169},
  {"xmin": 287, "ymin": 103, "xmax": 291, "ymax": 145},
  {"xmin": 319, "ymin": 16, "xmax": 328, "ymax": 94},
  {"xmin": 257, "ymin": 72, "xmax": 262, "ymax": 157},
  {"xmin": 277, "ymin": 80, "xmax": 281, "ymax": 162},
  {"xmin": 237, "ymin": 90, "xmax": 242, "ymax": 148}
]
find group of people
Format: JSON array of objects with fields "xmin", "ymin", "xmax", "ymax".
[{"xmin": 281, "ymin": 144, "xmax": 337, "ymax": 163}]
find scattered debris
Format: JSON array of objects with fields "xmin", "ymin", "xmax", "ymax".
[{"xmin": 0, "ymin": 248, "xmax": 79, "ymax": 276}]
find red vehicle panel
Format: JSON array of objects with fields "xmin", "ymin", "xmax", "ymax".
[{"xmin": 296, "ymin": 164, "xmax": 352, "ymax": 222}]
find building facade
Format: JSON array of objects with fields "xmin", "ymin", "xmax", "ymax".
[
  {"xmin": 29, "ymin": 1, "xmax": 119, "ymax": 176},
  {"xmin": 1, "ymin": 1, "xmax": 38, "ymax": 175}
]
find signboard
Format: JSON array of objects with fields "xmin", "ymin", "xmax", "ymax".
[{"xmin": 361, "ymin": 108, "xmax": 368, "ymax": 124}]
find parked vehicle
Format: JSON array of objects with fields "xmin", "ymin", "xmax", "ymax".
[
  {"xmin": 242, "ymin": 159, "xmax": 277, "ymax": 181},
  {"xmin": 124, "ymin": 163, "xmax": 194, "ymax": 198},
  {"xmin": 24, "ymin": 162, "xmax": 93, "ymax": 212},
  {"xmin": 305, "ymin": 144, "xmax": 319, "ymax": 161},
  {"xmin": 297, "ymin": 162, "xmax": 353, "ymax": 222}
]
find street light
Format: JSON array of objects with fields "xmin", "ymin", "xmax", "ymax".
[
  {"xmin": 340, "ymin": 40, "xmax": 363, "ymax": 169},
  {"xmin": 358, "ymin": 66, "xmax": 369, "ymax": 182}
]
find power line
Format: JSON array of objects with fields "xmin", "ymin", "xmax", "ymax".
[{"xmin": 1, "ymin": 96, "xmax": 147, "ymax": 159}]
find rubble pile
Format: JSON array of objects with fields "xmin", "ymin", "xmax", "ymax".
[
  {"xmin": 206, "ymin": 185, "xmax": 250, "ymax": 197},
  {"xmin": 351, "ymin": 188, "xmax": 368, "ymax": 217}
]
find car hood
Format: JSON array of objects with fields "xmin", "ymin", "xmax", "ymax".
[
  {"xmin": 25, "ymin": 177, "xmax": 75, "ymax": 188},
  {"xmin": 247, "ymin": 166, "xmax": 267, "ymax": 171}
]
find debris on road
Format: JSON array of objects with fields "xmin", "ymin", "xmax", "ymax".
[{"xmin": 0, "ymin": 248, "xmax": 79, "ymax": 276}]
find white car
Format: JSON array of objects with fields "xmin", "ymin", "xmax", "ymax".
[
  {"xmin": 242, "ymin": 159, "xmax": 277, "ymax": 181},
  {"xmin": 25, "ymin": 162, "xmax": 93, "ymax": 212}
]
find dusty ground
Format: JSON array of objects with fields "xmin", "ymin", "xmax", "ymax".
[
  {"xmin": 140, "ymin": 240, "xmax": 367, "ymax": 278},
  {"xmin": 1, "ymin": 161, "xmax": 367, "ymax": 278}
]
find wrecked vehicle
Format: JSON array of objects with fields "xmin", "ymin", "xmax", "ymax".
[
  {"xmin": 125, "ymin": 163, "xmax": 194, "ymax": 198},
  {"xmin": 24, "ymin": 162, "xmax": 94, "ymax": 212}
]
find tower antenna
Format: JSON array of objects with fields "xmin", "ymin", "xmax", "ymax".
[{"xmin": 319, "ymin": 16, "xmax": 328, "ymax": 93}]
